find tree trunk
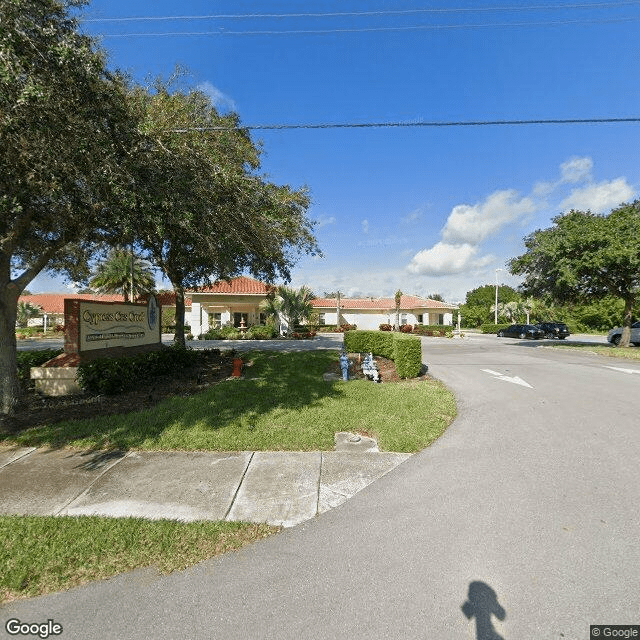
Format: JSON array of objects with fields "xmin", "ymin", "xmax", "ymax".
[
  {"xmin": 0, "ymin": 285, "xmax": 21, "ymax": 424},
  {"xmin": 172, "ymin": 282, "xmax": 186, "ymax": 348},
  {"xmin": 620, "ymin": 296, "xmax": 635, "ymax": 347}
]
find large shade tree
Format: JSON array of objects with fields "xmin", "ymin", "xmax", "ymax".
[
  {"xmin": 0, "ymin": 0, "xmax": 140, "ymax": 419},
  {"xmin": 459, "ymin": 284, "xmax": 520, "ymax": 327},
  {"xmin": 509, "ymin": 202, "xmax": 640, "ymax": 346},
  {"xmin": 127, "ymin": 81, "xmax": 319, "ymax": 346}
]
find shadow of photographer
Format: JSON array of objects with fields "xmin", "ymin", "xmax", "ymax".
[{"xmin": 462, "ymin": 581, "xmax": 506, "ymax": 640}]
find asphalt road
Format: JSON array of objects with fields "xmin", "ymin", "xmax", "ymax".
[{"xmin": 4, "ymin": 334, "xmax": 639, "ymax": 639}]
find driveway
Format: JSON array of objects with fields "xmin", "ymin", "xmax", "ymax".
[{"xmin": 4, "ymin": 334, "xmax": 639, "ymax": 639}]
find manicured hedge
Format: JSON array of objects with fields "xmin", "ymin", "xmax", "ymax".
[
  {"xmin": 392, "ymin": 333, "xmax": 423, "ymax": 378},
  {"xmin": 16, "ymin": 348, "xmax": 63, "ymax": 383},
  {"xmin": 481, "ymin": 323, "xmax": 511, "ymax": 334},
  {"xmin": 343, "ymin": 330, "xmax": 422, "ymax": 378},
  {"xmin": 412, "ymin": 324, "xmax": 453, "ymax": 336}
]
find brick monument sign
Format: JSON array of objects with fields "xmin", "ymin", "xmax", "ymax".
[{"xmin": 31, "ymin": 296, "xmax": 162, "ymax": 395}]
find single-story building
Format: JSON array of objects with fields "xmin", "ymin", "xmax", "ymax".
[
  {"xmin": 310, "ymin": 295, "xmax": 457, "ymax": 330},
  {"xmin": 189, "ymin": 276, "xmax": 275, "ymax": 337},
  {"xmin": 20, "ymin": 279, "xmax": 458, "ymax": 336},
  {"xmin": 187, "ymin": 277, "xmax": 457, "ymax": 336}
]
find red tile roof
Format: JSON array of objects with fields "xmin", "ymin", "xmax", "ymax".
[
  {"xmin": 311, "ymin": 295, "xmax": 456, "ymax": 311},
  {"xmin": 192, "ymin": 276, "xmax": 274, "ymax": 295},
  {"xmin": 19, "ymin": 294, "xmax": 125, "ymax": 315},
  {"xmin": 19, "ymin": 292, "xmax": 191, "ymax": 314}
]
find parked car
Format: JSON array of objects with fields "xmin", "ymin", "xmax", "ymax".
[
  {"xmin": 536, "ymin": 322, "xmax": 571, "ymax": 339},
  {"xmin": 497, "ymin": 324, "xmax": 545, "ymax": 339},
  {"xmin": 607, "ymin": 321, "xmax": 640, "ymax": 346}
]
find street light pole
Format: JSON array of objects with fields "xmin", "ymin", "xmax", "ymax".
[{"xmin": 494, "ymin": 268, "xmax": 503, "ymax": 324}]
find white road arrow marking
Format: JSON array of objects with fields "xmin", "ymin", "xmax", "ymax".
[
  {"xmin": 604, "ymin": 366, "xmax": 640, "ymax": 375},
  {"xmin": 481, "ymin": 369, "xmax": 533, "ymax": 388}
]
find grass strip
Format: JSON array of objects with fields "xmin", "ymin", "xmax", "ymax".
[
  {"xmin": 5, "ymin": 351, "xmax": 456, "ymax": 453},
  {"xmin": 0, "ymin": 515, "xmax": 278, "ymax": 602},
  {"xmin": 551, "ymin": 344, "xmax": 640, "ymax": 360}
]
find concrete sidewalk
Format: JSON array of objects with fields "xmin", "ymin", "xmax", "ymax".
[{"xmin": 0, "ymin": 440, "xmax": 411, "ymax": 528}]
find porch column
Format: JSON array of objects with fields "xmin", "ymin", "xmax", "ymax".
[
  {"xmin": 191, "ymin": 302, "xmax": 202, "ymax": 338},
  {"xmin": 201, "ymin": 307, "xmax": 210, "ymax": 334}
]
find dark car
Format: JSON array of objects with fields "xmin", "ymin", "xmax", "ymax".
[
  {"xmin": 536, "ymin": 322, "xmax": 571, "ymax": 339},
  {"xmin": 607, "ymin": 321, "xmax": 640, "ymax": 346},
  {"xmin": 497, "ymin": 324, "xmax": 545, "ymax": 339}
]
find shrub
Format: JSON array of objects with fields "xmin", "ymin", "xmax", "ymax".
[
  {"xmin": 412, "ymin": 324, "xmax": 454, "ymax": 336},
  {"xmin": 379, "ymin": 324, "xmax": 392, "ymax": 331},
  {"xmin": 52, "ymin": 324, "xmax": 65, "ymax": 333},
  {"xmin": 481, "ymin": 323, "xmax": 511, "ymax": 334},
  {"xmin": 16, "ymin": 349, "xmax": 64, "ymax": 383},
  {"xmin": 247, "ymin": 325, "xmax": 277, "ymax": 340},
  {"xmin": 314, "ymin": 324, "xmax": 338, "ymax": 333},
  {"xmin": 77, "ymin": 346, "xmax": 202, "ymax": 395},
  {"xmin": 337, "ymin": 323, "xmax": 357, "ymax": 332},
  {"xmin": 392, "ymin": 333, "xmax": 423, "ymax": 378},
  {"xmin": 399, "ymin": 324, "xmax": 413, "ymax": 333},
  {"xmin": 202, "ymin": 328, "xmax": 223, "ymax": 340}
]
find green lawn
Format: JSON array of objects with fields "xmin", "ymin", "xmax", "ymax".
[
  {"xmin": 5, "ymin": 350, "xmax": 456, "ymax": 453},
  {"xmin": 0, "ymin": 515, "xmax": 277, "ymax": 602}
]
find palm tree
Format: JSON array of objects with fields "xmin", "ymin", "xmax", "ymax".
[
  {"xmin": 89, "ymin": 248, "xmax": 155, "ymax": 302},
  {"xmin": 16, "ymin": 301, "xmax": 41, "ymax": 328},
  {"xmin": 394, "ymin": 290, "xmax": 403, "ymax": 330},
  {"xmin": 275, "ymin": 285, "xmax": 315, "ymax": 333}
]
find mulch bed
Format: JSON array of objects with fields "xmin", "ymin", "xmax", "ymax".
[
  {"xmin": 5, "ymin": 350, "xmax": 235, "ymax": 434},
  {"xmin": 326, "ymin": 353, "xmax": 429, "ymax": 384}
]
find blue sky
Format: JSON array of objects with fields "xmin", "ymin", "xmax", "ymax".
[{"xmin": 32, "ymin": 1, "xmax": 640, "ymax": 302}]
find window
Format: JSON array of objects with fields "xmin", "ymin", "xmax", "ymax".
[
  {"xmin": 438, "ymin": 314, "xmax": 444, "ymax": 325},
  {"xmin": 209, "ymin": 312, "xmax": 222, "ymax": 328},
  {"xmin": 401, "ymin": 313, "xmax": 407, "ymax": 326},
  {"xmin": 259, "ymin": 313, "xmax": 267, "ymax": 325},
  {"xmin": 318, "ymin": 313, "xmax": 326, "ymax": 325},
  {"xmin": 417, "ymin": 314, "xmax": 423, "ymax": 324}
]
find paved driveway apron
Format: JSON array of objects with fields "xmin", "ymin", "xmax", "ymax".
[{"xmin": 3, "ymin": 335, "xmax": 639, "ymax": 639}]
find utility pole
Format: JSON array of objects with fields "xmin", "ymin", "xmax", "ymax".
[{"xmin": 494, "ymin": 268, "xmax": 503, "ymax": 324}]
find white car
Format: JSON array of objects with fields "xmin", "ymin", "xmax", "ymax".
[{"xmin": 607, "ymin": 321, "xmax": 640, "ymax": 346}]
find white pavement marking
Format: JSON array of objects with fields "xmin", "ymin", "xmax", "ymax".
[
  {"xmin": 604, "ymin": 366, "xmax": 640, "ymax": 375},
  {"xmin": 481, "ymin": 368, "xmax": 533, "ymax": 388}
]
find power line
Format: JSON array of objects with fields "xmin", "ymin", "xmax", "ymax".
[
  {"xmin": 171, "ymin": 117, "xmax": 640, "ymax": 132},
  {"xmin": 97, "ymin": 15, "xmax": 640, "ymax": 37},
  {"xmin": 83, "ymin": 1, "xmax": 640, "ymax": 22}
]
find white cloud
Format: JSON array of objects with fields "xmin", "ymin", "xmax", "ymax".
[
  {"xmin": 560, "ymin": 156, "xmax": 593, "ymax": 183},
  {"xmin": 361, "ymin": 219, "xmax": 369, "ymax": 234},
  {"xmin": 197, "ymin": 81, "xmax": 236, "ymax": 112},
  {"xmin": 401, "ymin": 207, "xmax": 424, "ymax": 224},
  {"xmin": 533, "ymin": 155, "xmax": 593, "ymax": 197},
  {"xmin": 442, "ymin": 190, "xmax": 536, "ymax": 245},
  {"xmin": 407, "ymin": 242, "xmax": 494, "ymax": 276},
  {"xmin": 560, "ymin": 178, "xmax": 635, "ymax": 214},
  {"xmin": 315, "ymin": 215, "xmax": 336, "ymax": 229}
]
